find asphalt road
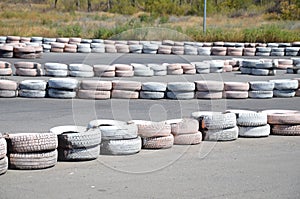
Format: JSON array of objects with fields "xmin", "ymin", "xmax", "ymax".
[{"xmin": 0, "ymin": 53, "xmax": 299, "ymax": 199}]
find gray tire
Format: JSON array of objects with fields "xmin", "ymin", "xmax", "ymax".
[
  {"xmin": 269, "ymin": 79, "xmax": 298, "ymax": 90},
  {"xmin": 19, "ymin": 80, "xmax": 47, "ymax": 90},
  {"xmin": 68, "ymin": 64, "xmax": 93, "ymax": 72},
  {"xmin": 167, "ymin": 82, "xmax": 195, "ymax": 92},
  {"xmin": 134, "ymin": 70, "xmax": 154, "ymax": 77},
  {"xmin": 0, "ymin": 90, "xmax": 17, "ymax": 98},
  {"xmin": 45, "ymin": 69, "xmax": 68, "ymax": 77},
  {"xmin": 153, "ymin": 70, "xmax": 167, "ymax": 76},
  {"xmin": 48, "ymin": 78, "xmax": 78, "ymax": 90},
  {"xmin": 101, "ymin": 137, "xmax": 141, "ymax": 155},
  {"xmin": 167, "ymin": 91, "xmax": 194, "ymax": 100},
  {"xmin": 248, "ymin": 91, "xmax": 273, "ymax": 99},
  {"xmin": 239, "ymin": 125, "xmax": 270, "ymax": 137},
  {"xmin": 48, "ymin": 89, "xmax": 76, "ymax": 99},
  {"xmin": 273, "ymin": 90, "xmax": 296, "ymax": 98},
  {"xmin": 140, "ymin": 91, "xmax": 165, "ymax": 99},
  {"xmin": 44, "ymin": 63, "xmax": 68, "ymax": 70},
  {"xmin": 69, "ymin": 71, "xmax": 94, "ymax": 78},
  {"xmin": 195, "ymin": 81, "xmax": 224, "ymax": 91},
  {"xmin": 142, "ymin": 82, "xmax": 167, "ymax": 92},
  {"xmin": 19, "ymin": 90, "xmax": 46, "ymax": 98},
  {"xmin": 233, "ymin": 111, "xmax": 268, "ymax": 126},
  {"xmin": 251, "ymin": 68, "xmax": 271, "ymax": 76},
  {"xmin": 249, "ymin": 81, "xmax": 275, "ymax": 91},
  {"xmin": 204, "ymin": 126, "xmax": 238, "ymax": 141},
  {"xmin": 58, "ymin": 145, "xmax": 100, "ymax": 161}
]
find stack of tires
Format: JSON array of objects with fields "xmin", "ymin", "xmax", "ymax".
[
  {"xmin": 148, "ymin": 64, "xmax": 167, "ymax": 76},
  {"xmin": 270, "ymin": 79, "xmax": 298, "ymax": 98},
  {"xmin": 270, "ymin": 47, "xmax": 285, "ymax": 56},
  {"xmin": 64, "ymin": 43, "xmax": 77, "ymax": 53},
  {"xmin": 0, "ymin": 80, "xmax": 18, "ymax": 98},
  {"xmin": 285, "ymin": 47, "xmax": 299, "ymax": 56},
  {"xmin": 94, "ymin": 64, "xmax": 115, "ymax": 77},
  {"xmin": 77, "ymin": 43, "xmax": 91, "ymax": 53},
  {"xmin": 0, "ymin": 45, "xmax": 14, "ymax": 58},
  {"xmin": 191, "ymin": 111, "xmax": 238, "ymax": 141},
  {"xmin": 248, "ymin": 81, "xmax": 274, "ymax": 99},
  {"xmin": 287, "ymin": 59, "xmax": 300, "ymax": 74},
  {"xmin": 115, "ymin": 64, "xmax": 134, "ymax": 77},
  {"xmin": 105, "ymin": 44, "xmax": 117, "ymax": 53},
  {"xmin": 181, "ymin": 63, "xmax": 196, "ymax": 75},
  {"xmin": 171, "ymin": 46, "xmax": 184, "ymax": 55},
  {"xmin": 263, "ymin": 110, "xmax": 300, "ymax": 136},
  {"xmin": 0, "ymin": 61, "xmax": 12, "ymax": 76},
  {"xmin": 143, "ymin": 44, "xmax": 158, "ymax": 54},
  {"xmin": 251, "ymin": 61, "xmax": 275, "ymax": 76},
  {"xmin": 44, "ymin": 63, "xmax": 69, "ymax": 77},
  {"xmin": 158, "ymin": 45, "xmax": 172, "ymax": 54},
  {"xmin": 132, "ymin": 120, "xmax": 173, "ymax": 150},
  {"xmin": 228, "ymin": 110, "xmax": 270, "ymax": 138},
  {"xmin": 0, "ymin": 135, "xmax": 8, "ymax": 175},
  {"xmin": 167, "ymin": 64, "xmax": 183, "ymax": 75},
  {"xmin": 14, "ymin": 46, "xmax": 38, "ymax": 59},
  {"xmin": 111, "ymin": 80, "xmax": 141, "ymax": 99},
  {"xmin": 198, "ymin": 47, "xmax": 211, "ymax": 56},
  {"xmin": 227, "ymin": 47, "xmax": 243, "ymax": 56},
  {"xmin": 184, "ymin": 46, "xmax": 198, "ymax": 55},
  {"xmin": 211, "ymin": 47, "xmax": 227, "ymax": 56},
  {"xmin": 87, "ymin": 120, "xmax": 141, "ymax": 155},
  {"xmin": 132, "ymin": 63, "xmax": 154, "ymax": 77},
  {"xmin": 209, "ymin": 61, "xmax": 224, "ymax": 73},
  {"xmin": 192, "ymin": 62, "xmax": 210, "ymax": 74},
  {"xmin": 68, "ymin": 64, "xmax": 94, "ymax": 78},
  {"xmin": 223, "ymin": 82, "xmax": 249, "ymax": 99},
  {"xmin": 50, "ymin": 126, "xmax": 101, "ymax": 161},
  {"xmin": 48, "ymin": 78, "xmax": 78, "ymax": 99},
  {"xmin": 277, "ymin": 59, "xmax": 293, "ymax": 70},
  {"xmin": 167, "ymin": 82, "xmax": 195, "ymax": 100},
  {"xmin": 129, "ymin": 44, "xmax": 143, "ymax": 54},
  {"xmin": 5, "ymin": 133, "xmax": 58, "ymax": 170},
  {"xmin": 240, "ymin": 60, "xmax": 259, "ymax": 75},
  {"xmin": 195, "ymin": 80, "xmax": 224, "ymax": 99},
  {"xmin": 91, "ymin": 43, "xmax": 105, "ymax": 53},
  {"xmin": 165, "ymin": 118, "xmax": 202, "ymax": 145},
  {"xmin": 140, "ymin": 82, "xmax": 166, "ymax": 100},
  {"xmin": 78, "ymin": 80, "xmax": 111, "ymax": 100},
  {"xmin": 116, "ymin": 42, "xmax": 129, "ymax": 53},
  {"xmin": 18, "ymin": 80, "xmax": 47, "ymax": 98},
  {"xmin": 14, "ymin": 62, "xmax": 43, "ymax": 77},
  {"xmin": 295, "ymin": 78, "xmax": 300, "ymax": 97},
  {"xmin": 243, "ymin": 48, "xmax": 256, "ymax": 56},
  {"xmin": 51, "ymin": 42, "xmax": 65, "ymax": 53},
  {"xmin": 256, "ymin": 47, "xmax": 271, "ymax": 56}
]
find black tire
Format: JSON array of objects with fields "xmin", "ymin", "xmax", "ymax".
[{"xmin": 58, "ymin": 145, "xmax": 100, "ymax": 161}]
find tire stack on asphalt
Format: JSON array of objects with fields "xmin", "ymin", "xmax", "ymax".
[
  {"xmin": 44, "ymin": 63, "xmax": 69, "ymax": 77},
  {"xmin": 14, "ymin": 62, "xmax": 43, "ymax": 77},
  {"xmin": 165, "ymin": 118, "xmax": 202, "ymax": 145},
  {"xmin": 91, "ymin": 43, "xmax": 105, "ymax": 53},
  {"xmin": 93, "ymin": 64, "xmax": 115, "ymax": 77},
  {"xmin": 198, "ymin": 47, "xmax": 211, "ymax": 56},
  {"xmin": 68, "ymin": 64, "xmax": 94, "ymax": 78},
  {"xmin": 143, "ymin": 44, "xmax": 158, "ymax": 54},
  {"xmin": 263, "ymin": 110, "xmax": 300, "ymax": 136},
  {"xmin": 78, "ymin": 80, "xmax": 111, "ymax": 100},
  {"xmin": 287, "ymin": 59, "xmax": 300, "ymax": 74},
  {"xmin": 6, "ymin": 36, "xmax": 20, "ymax": 44},
  {"xmin": 184, "ymin": 46, "xmax": 198, "ymax": 55},
  {"xmin": 240, "ymin": 60, "xmax": 260, "ymax": 75},
  {"xmin": 132, "ymin": 63, "xmax": 154, "ymax": 77},
  {"xmin": 251, "ymin": 61, "xmax": 275, "ymax": 76},
  {"xmin": 0, "ymin": 80, "xmax": 18, "ymax": 98},
  {"xmin": 209, "ymin": 61, "xmax": 224, "ymax": 73},
  {"xmin": 115, "ymin": 64, "xmax": 134, "ymax": 77},
  {"xmin": 191, "ymin": 111, "xmax": 238, "ymax": 141},
  {"xmin": 51, "ymin": 42, "xmax": 65, "ymax": 53},
  {"xmin": 87, "ymin": 120, "xmax": 141, "ymax": 155},
  {"xmin": 285, "ymin": 47, "xmax": 299, "ymax": 56},
  {"xmin": 129, "ymin": 44, "xmax": 143, "ymax": 54},
  {"xmin": 64, "ymin": 43, "xmax": 77, "ymax": 53},
  {"xmin": 195, "ymin": 80, "xmax": 224, "ymax": 99},
  {"xmin": 111, "ymin": 80, "xmax": 141, "ymax": 99},
  {"xmin": 228, "ymin": 110, "xmax": 270, "ymax": 138},
  {"xmin": 0, "ymin": 135, "xmax": 8, "ymax": 175},
  {"xmin": 0, "ymin": 61, "xmax": 12, "ymax": 76},
  {"xmin": 211, "ymin": 47, "xmax": 227, "ymax": 56},
  {"xmin": 256, "ymin": 47, "xmax": 271, "ymax": 56},
  {"xmin": 227, "ymin": 47, "xmax": 243, "ymax": 56},
  {"xmin": 248, "ymin": 81, "xmax": 274, "ymax": 99},
  {"xmin": 181, "ymin": 63, "xmax": 196, "ymax": 75},
  {"xmin": 294, "ymin": 78, "xmax": 300, "ymax": 97},
  {"xmin": 277, "ymin": 59, "xmax": 293, "ymax": 70},
  {"xmin": 4, "ymin": 133, "xmax": 58, "ymax": 170},
  {"xmin": 243, "ymin": 47, "xmax": 256, "ymax": 56},
  {"xmin": 223, "ymin": 82, "xmax": 249, "ymax": 99},
  {"xmin": 131, "ymin": 120, "xmax": 173, "ymax": 150},
  {"xmin": 0, "ymin": 45, "xmax": 14, "ymax": 58},
  {"xmin": 171, "ymin": 46, "xmax": 184, "ymax": 55},
  {"xmin": 148, "ymin": 64, "xmax": 167, "ymax": 76},
  {"xmin": 191, "ymin": 62, "xmax": 210, "ymax": 74},
  {"xmin": 48, "ymin": 78, "xmax": 79, "ymax": 99},
  {"xmin": 140, "ymin": 82, "xmax": 166, "ymax": 100},
  {"xmin": 115, "ymin": 41, "xmax": 129, "ymax": 53},
  {"xmin": 18, "ymin": 80, "xmax": 47, "ymax": 98},
  {"xmin": 270, "ymin": 47, "xmax": 285, "ymax": 56},
  {"xmin": 167, "ymin": 82, "xmax": 195, "ymax": 100},
  {"xmin": 77, "ymin": 43, "xmax": 91, "ymax": 53},
  {"xmin": 167, "ymin": 64, "xmax": 183, "ymax": 75},
  {"xmin": 158, "ymin": 45, "xmax": 172, "ymax": 54},
  {"xmin": 50, "ymin": 126, "xmax": 101, "ymax": 161},
  {"xmin": 269, "ymin": 79, "xmax": 298, "ymax": 98}
]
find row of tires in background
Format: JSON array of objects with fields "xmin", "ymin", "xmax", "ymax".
[
  {"xmin": 1, "ymin": 109, "xmax": 299, "ymax": 175},
  {"xmin": 0, "ymin": 78, "xmax": 299, "ymax": 99}
]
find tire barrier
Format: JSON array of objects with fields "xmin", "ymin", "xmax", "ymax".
[{"xmin": 0, "ymin": 61, "xmax": 13, "ymax": 76}]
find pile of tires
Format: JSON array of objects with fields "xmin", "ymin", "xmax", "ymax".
[
  {"xmin": 129, "ymin": 44, "xmax": 143, "ymax": 54},
  {"xmin": 243, "ymin": 48, "xmax": 256, "ymax": 56},
  {"xmin": 209, "ymin": 61, "xmax": 224, "ymax": 73},
  {"xmin": 111, "ymin": 80, "xmax": 141, "ymax": 99},
  {"xmin": 256, "ymin": 47, "xmax": 271, "ymax": 56},
  {"xmin": 64, "ymin": 43, "xmax": 77, "ymax": 53},
  {"xmin": 269, "ymin": 79, "xmax": 298, "ymax": 98},
  {"xmin": 228, "ymin": 110, "xmax": 270, "ymax": 138},
  {"xmin": 165, "ymin": 118, "xmax": 202, "ymax": 145},
  {"xmin": 48, "ymin": 78, "xmax": 78, "ymax": 99},
  {"xmin": 195, "ymin": 80, "xmax": 224, "ymax": 99},
  {"xmin": 87, "ymin": 120, "xmax": 141, "ymax": 155},
  {"xmin": 182, "ymin": 63, "xmax": 196, "ymax": 74},
  {"xmin": 0, "ymin": 45, "xmax": 14, "ymax": 58},
  {"xmin": 211, "ymin": 47, "xmax": 227, "ymax": 56},
  {"xmin": 51, "ymin": 42, "xmax": 65, "ymax": 53},
  {"xmin": 78, "ymin": 80, "xmax": 111, "ymax": 100},
  {"xmin": 91, "ymin": 43, "xmax": 105, "ymax": 53},
  {"xmin": 0, "ymin": 80, "xmax": 18, "ymax": 98},
  {"xmin": 191, "ymin": 111, "xmax": 238, "ymax": 141},
  {"xmin": 239, "ymin": 59, "xmax": 259, "ymax": 75},
  {"xmin": 143, "ymin": 44, "xmax": 159, "ymax": 54},
  {"xmin": 251, "ymin": 61, "xmax": 275, "ymax": 76},
  {"xmin": 285, "ymin": 47, "xmax": 299, "ymax": 56},
  {"xmin": 0, "ymin": 61, "xmax": 12, "ymax": 76},
  {"xmin": 131, "ymin": 120, "xmax": 173, "ymax": 149},
  {"xmin": 248, "ymin": 81, "xmax": 274, "ymax": 99},
  {"xmin": 287, "ymin": 58, "xmax": 300, "ymax": 74},
  {"xmin": 184, "ymin": 46, "xmax": 198, "ymax": 55},
  {"xmin": 140, "ymin": 82, "xmax": 166, "ymax": 100},
  {"xmin": 158, "ymin": 45, "xmax": 172, "ymax": 54},
  {"xmin": 18, "ymin": 80, "xmax": 47, "ymax": 98},
  {"xmin": 93, "ymin": 64, "xmax": 115, "ymax": 77},
  {"xmin": 276, "ymin": 59, "xmax": 293, "ymax": 70},
  {"xmin": 271, "ymin": 47, "xmax": 285, "ymax": 56},
  {"xmin": 4, "ymin": 133, "xmax": 58, "ymax": 170},
  {"xmin": 171, "ymin": 46, "xmax": 184, "ymax": 55},
  {"xmin": 116, "ymin": 42, "xmax": 129, "ymax": 53},
  {"xmin": 192, "ymin": 62, "xmax": 210, "ymax": 74},
  {"xmin": 132, "ymin": 63, "xmax": 154, "ymax": 77},
  {"xmin": 105, "ymin": 44, "xmax": 117, "ymax": 53},
  {"xmin": 167, "ymin": 82, "xmax": 195, "ymax": 100},
  {"xmin": 14, "ymin": 46, "xmax": 42, "ymax": 59},
  {"xmin": 223, "ymin": 82, "xmax": 249, "ymax": 99},
  {"xmin": 77, "ymin": 43, "xmax": 91, "ymax": 53},
  {"xmin": 0, "ymin": 135, "xmax": 8, "ymax": 175},
  {"xmin": 115, "ymin": 64, "xmax": 134, "ymax": 77},
  {"xmin": 68, "ymin": 64, "xmax": 94, "ymax": 78},
  {"xmin": 50, "ymin": 126, "xmax": 101, "ymax": 161},
  {"xmin": 167, "ymin": 64, "xmax": 183, "ymax": 75},
  {"xmin": 227, "ymin": 47, "xmax": 243, "ymax": 56},
  {"xmin": 263, "ymin": 110, "xmax": 300, "ymax": 136},
  {"xmin": 44, "ymin": 63, "xmax": 69, "ymax": 77},
  {"xmin": 14, "ymin": 62, "xmax": 43, "ymax": 76},
  {"xmin": 198, "ymin": 47, "xmax": 211, "ymax": 56},
  {"xmin": 148, "ymin": 64, "xmax": 167, "ymax": 76}
]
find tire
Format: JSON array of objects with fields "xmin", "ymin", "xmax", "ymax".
[
  {"xmin": 142, "ymin": 82, "xmax": 167, "ymax": 92},
  {"xmin": 19, "ymin": 80, "xmax": 47, "ymax": 90},
  {"xmin": 45, "ymin": 69, "xmax": 68, "ymax": 77},
  {"xmin": 240, "ymin": 67, "xmax": 252, "ymax": 74},
  {"xmin": 0, "ymin": 90, "xmax": 17, "ymax": 98},
  {"xmin": 263, "ymin": 110, "xmax": 300, "ymax": 125},
  {"xmin": 0, "ymin": 138, "xmax": 7, "ymax": 159},
  {"xmin": 19, "ymin": 90, "xmax": 46, "ymax": 98},
  {"xmin": 14, "ymin": 62, "xmax": 41, "ymax": 69},
  {"xmin": 131, "ymin": 120, "xmax": 171, "ymax": 138},
  {"xmin": 9, "ymin": 150, "xmax": 58, "ymax": 170},
  {"xmin": 111, "ymin": 90, "xmax": 139, "ymax": 99},
  {"xmin": 58, "ymin": 145, "xmax": 100, "ymax": 161},
  {"xmin": 50, "ymin": 126, "xmax": 101, "ymax": 149},
  {"xmin": 140, "ymin": 91, "xmax": 165, "ymax": 99},
  {"xmin": 101, "ymin": 137, "xmax": 141, "ymax": 155},
  {"xmin": 154, "ymin": 70, "xmax": 167, "ymax": 76},
  {"xmin": 167, "ymin": 82, "xmax": 195, "ymax": 92},
  {"xmin": 224, "ymin": 82, "xmax": 249, "ymax": 91},
  {"xmin": 148, "ymin": 64, "xmax": 166, "ymax": 71},
  {"xmin": 269, "ymin": 79, "xmax": 298, "ymax": 90},
  {"xmin": 0, "ymin": 68, "xmax": 13, "ymax": 75},
  {"xmin": 249, "ymin": 81, "xmax": 275, "ymax": 91},
  {"xmin": 251, "ymin": 68, "xmax": 272, "ymax": 76},
  {"xmin": 48, "ymin": 89, "xmax": 76, "ymax": 99},
  {"xmin": 167, "ymin": 91, "xmax": 194, "ymax": 100},
  {"xmin": 223, "ymin": 91, "xmax": 248, "ymax": 99},
  {"xmin": 273, "ymin": 90, "xmax": 296, "ymax": 98},
  {"xmin": 68, "ymin": 64, "xmax": 93, "ymax": 72},
  {"xmin": 44, "ymin": 63, "xmax": 68, "ymax": 70},
  {"xmin": 231, "ymin": 111, "xmax": 267, "ymax": 126},
  {"xmin": 134, "ymin": 70, "xmax": 154, "ymax": 77},
  {"xmin": 0, "ymin": 156, "xmax": 8, "ymax": 175},
  {"xmin": 78, "ymin": 90, "xmax": 111, "ymax": 100},
  {"xmin": 173, "ymin": 132, "xmax": 202, "ymax": 145},
  {"xmin": 112, "ymin": 81, "xmax": 141, "ymax": 91},
  {"xmin": 16, "ymin": 68, "xmax": 43, "ymax": 76},
  {"xmin": 201, "ymin": 112, "xmax": 237, "ymax": 130},
  {"xmin": 167, "ymin": 69, "xmax": 183, "ymax": 75},
  {"xmin": 142, "ymin": 134, "xmax": 174, "ymax": 149},
  {"xmin": 195, "ymin": 81, "xmax": 224, "ymax": 91},
  {"xmin": 48, "ymin": 78, "xmax": 78, "ymax": 90},
  {"xmin": 239, "ymin": 125, "xmax": 270, "ymax": 137},
  {"xmin": 0, "ymin": 61, "xmax": 11, "ymax": 68},
  {"xmin": 69, "ymin": 71, "xmax": 94, "ymax": 78},
  {"xmin": 165, "ymin": 118, "xmax": 199, "ymax": 135},
  {"xmin": 248, "ymin": 91, "xmax": 273, "ymax": 99},
  {"xmin": 204, "ymin": 126, "xmax": 238, "ymax": 141},
  {"xmin": 272, "ymin": 125, "xmax": 300, "ymax": 136},
  {"xmin": 5, "ymin": 133, "xmax": 58, "ymax": 153},
  {"xmin": 195, "ymin": 91, "xmax": 223, "ymax": 99},
  {"xmin": 254, "ymin": 62, "xmax": 273, "ymax": 69},
  {"xmin": 0, "ymin": 80, "xmax": 17, "ymax": 90}
]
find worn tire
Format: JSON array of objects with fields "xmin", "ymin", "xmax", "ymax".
[
  {"xmin": 111, "ymin": 90, "xmax": 139, "ymax": 99},
  {"xmin": 0, "ymin": 156, "xmax": 8, "ymax": 175},
  {"xmin": 77, "ymin": 90, "xmax": 111, "ymax": 100},
  {"xmin": 48, "ymin": 78, "xmax": 78, "ymax": 90},
  {"xmin": 19, "ymin": 90, "xmax": 46, "ymax": 98},
  {"xmin": 195, "ymin": 81, "xmax": 224, "ymax": 91},
  {"xmin": 248, "ymin": 91, "xmax": 273, "ymax": 99},
  {"xmin": 167, "ymin": 91, "xmax": 194, "ymax": 100},
  {"xmin": 263, "ymin": 110, "xmax": 300, "ymax": 125},
  {"xmin": 0, "ymin": 79, "xmax": 17, "ymax": 90},
  {"xmin": 48, "ymin": 89, "xmax": 76, "ymax": 99},
  {"xmin": 272, "ymin": 125, "xmax": 300, "ymax": 136},
  {"xmin": 223, "ymin": 91, "xmax": 249, "ymax": 99},
  {"xmin": 174, "ymin": 132, "xmax": 202, "ymax": 145},
  {"xmin": 201, "ymin": 112, "xmax": 237, "ymax": 130},
  {"xmin": 142, "ymin": 134, "xmax": 174, "ymax": 149},
  {"xmin": 249, "ymin": 81, "xmax": 275, "ymax": 91},
  {"xmin": 0, "ymin": 138, "xmax": 7, "ymax": 159},
  {"xmin": 165, "ymin": 118, "xmax": 199, "ymax": 135},
  {"xmin": 142, "ymin": 82, "xmax": 167, "ymax": 92},
  {"xmin": 58, "ymin": 145, "xmax": 100, "ymax": 161},
  {"xmin": 100, "ymin": 137, "xmax": 141, "ymax": 155},
  {"xmin": 204, "ymin": 126, "xmax": 238, "ymax": 141},
  {"xmin": 19, "ymin": 80, "xmax": 47, "ymax": 90},
  {"xmin": 273, "ymin": 90, "xmax": 296, "ymax": 98},
  {"xmin": 0, "ymin": 90, "xmax": 18, "ymax": 98},
  {"xmin": 131, "ymin": 120, "xmax": 171, "ymax": 138},
  {"xmin": 140, "ymin": 91, "xmax": 165, "ymax": 99},
  {"xmin": 167, "ymin": 82, "xmax": 195, "ymax": 92},
  {"xmin": 230, "ymin": 110, "xmax": 268, "ymax": 126},
  {"xmin": 196, "ymin": 91, "xmax": 223, "ymax": 99},
  {"xmin": 239, "ymin": 125, "xmax": 270, "ymax": 137},
  {"xmin": 80, "ymin": 80, "xmax": 112, "ymax": 91}
]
